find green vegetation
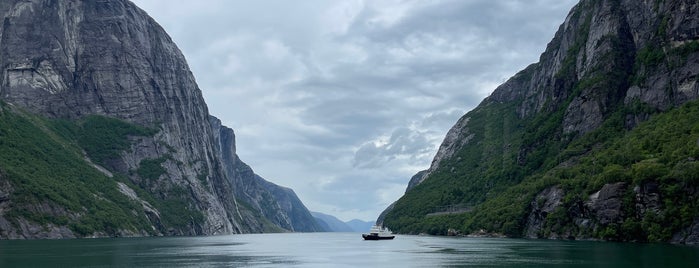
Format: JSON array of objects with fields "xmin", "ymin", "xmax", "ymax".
[
  {"xmin": 540, "ymin": 101, "xmax": 699, "ymax": 241},
  {"xmin": 632, "ymin": 23, "xmax": 699, "ymax": 85},
  {"xmin": 631, "ymin": 43, "xmax": 665, "ymax": 86},
  {"xmin": 636, "ymin": 45, "xmax": 665, "ymax": 69},
  {"xmin": 384, "ymin": 98, "xmax": 699, "ymax": 241},
  {"xmin": 0, "ymin": 104, "xmax": 153, "ymax": 236},
  {"xmin": 157, "ymin": 186, "xmax": 205, "ymax": 229},
  {"xmin": 385, "ymin": 102, "xmax": 525, "ymax": 233},
  {"xmin": 669, "ymin": 40, "xmax": 699, "ymax": 68},
  {"xmin": 137, "ymin": 157, "xmax": 168, "ymax": 181},
  {"xmin": 383, "ymin": 5, "xmax": 699, "ymax": 241},
  {"xmin": 0, "ymin": 104, "xmax": 204, "ymax": 236},
  {"xmin": 78, "ymin": 115, "xmax": 157, "ymax": 166}
]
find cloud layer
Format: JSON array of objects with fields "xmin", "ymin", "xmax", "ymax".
[{"xmin": 132, "ymin": 0, "xmax": 578, "ymax": 221}]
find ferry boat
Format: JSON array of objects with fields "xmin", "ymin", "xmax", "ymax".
[{"xmin": 362, "ymin": 225, "xmax": 395, "ymax": 240}]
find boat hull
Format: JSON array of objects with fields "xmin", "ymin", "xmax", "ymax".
[{"xmin": 362, "ymin": 234, "xmax": 395, "ymax": 240}]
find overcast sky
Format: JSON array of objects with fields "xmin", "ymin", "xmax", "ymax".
[{"xmin": 131, "ymin": 0, "xmax": 578, "ymax": 222}]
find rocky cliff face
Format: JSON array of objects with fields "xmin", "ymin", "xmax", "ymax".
[
  {"xmin": 492, "ymin": 0, "xmax": 698, "ymax": 128},
  {"xmin": 210, "ymin": 116, "xmax": 322, "ymax": 232},
  {"xmin": 0, "ymin": 0, "xmax": 320, "ymax": 238},
  {"xmin": 382, "ymin": 0, "xmax": 699, "ymax": 244},
  {"xmin": 406, "ymin": 0, "xmax": 699, "ymax": 191}
]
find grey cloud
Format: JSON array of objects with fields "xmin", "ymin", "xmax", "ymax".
[
  {"xmin": 420, "ymin": 109, "xmax": 466, "ymax": 130},
  {"xmin": 353, "ymin": 127, "xmax": 434, "ymax": 169},
  {"xmin": 131, "ymin": 0, "xmax": 578, "ymax": 221}
]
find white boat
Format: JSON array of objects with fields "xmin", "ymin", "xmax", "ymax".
[{"xmin": 362, "ymin": 225, "xmax": 395, "ymax": 240}]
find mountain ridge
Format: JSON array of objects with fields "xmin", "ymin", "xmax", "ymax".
[
  {"xmin": 381, "ymin": 0, "xmax": 699, "ymax": 244},
  {"xmin": 311, "ymin": 211, "xmax": 375, "ymax": 232},
  {"xmin": 0, "ymin": 0, "xmax": 321, "ymax": 238},
  {"xmin": 311, "ymin": 212, "xmax": 354, "ymax": 232}
]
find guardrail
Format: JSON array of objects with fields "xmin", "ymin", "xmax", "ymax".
[{"xmin": 426, "ymin": 204, "xmax": 473, "ymax": 216}]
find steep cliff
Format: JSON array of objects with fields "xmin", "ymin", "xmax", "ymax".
[
  {"xmin": 210, "ymin": 116, "xmax": 323, "ymax": 232},
  {"xmin": 382, "ymin": 0, "xmax": 699, "ymax": 244},
  {"xmin": 0, "ymin": 0, "xmax": 320, "ymax": 238}
]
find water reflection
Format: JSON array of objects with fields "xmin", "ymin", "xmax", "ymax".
[{"xmin": 1, "ymin": 233, "xmax": 698, "ymax": 267}]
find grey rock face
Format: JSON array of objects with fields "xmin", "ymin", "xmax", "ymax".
[
  {"xmin": 392, "ymin": 116, "xmax": 474, "ymax": 202},
  {"xmin": 672, "ymin": 218, "xmax": 699, "ymax": 245},
  {"xmin": 525, "ymin": 182, "xmax": 658, "ymax": 240},
  {"xmin": 392, "ymin": 0, "xmax": 648, "ymax": 196},
  {"xmin": 487, "ymin": 0, "xmax": 698, "ymax": 133},
  {"xmin": 586, "ymin": 182, "xmax": 628, "ymax": 226},
  {"xmin": 382, "ymin": 0, "xmax": 699, "ymax": 241},
  {"xmin": 0, "ymin": 0, "xmax": 237, "ymax": 236},
  {"xmin": 210, "ymin": 116, "xmax": 323, "ymax": 232},
  {"xmin": 634, "ymin": 182, "xmax": 661, "ymax": 216},
  {"xmin": 524, "ymin": 179, "xmax": 692, "ymax": 243},
  {"xmin": 0, "ymin": 0, "xmax": 318, "ymax": 237},
  {"xmin": 404, "ymin": 170, "xmax": 429, "ymax": 193},
  {"xmin": 525, "ymin": 186, "xmax": 564, "ymax": 238}
]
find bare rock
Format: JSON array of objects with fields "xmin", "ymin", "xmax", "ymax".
[
  {"xmin": 0, "ymin": 0, "xmax": 320, "ymax": 238},
  {"xmin": 525, "ymin": 186, "xmax": 565, "ymax": 238},
  {"xmin": 587, "ymin": 182, "xmax": 628, "ymax": 225},
  {"xmin": 671, "ymin": 218, "xmax": 699, "ymax": 245}
]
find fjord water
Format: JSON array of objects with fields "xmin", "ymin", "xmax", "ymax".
[{"xmin": 1, "ymin": 233, "xmax": 698, "ymax": 267}]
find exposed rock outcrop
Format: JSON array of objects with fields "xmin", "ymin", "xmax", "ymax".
[
  {"xmin": 0, "ymin": 0, "xmax": 238, "ymax": 236},
  {"xmin": 0, "ymin": 0, "xmax": 320, "ymax": 238},
  {"xmin": 525, "ymin": 186, "xmax": 565, "ymax": 238},
  {"xmin": 211, "ymin": 116, "xmax": 323, "ymax": 232},
  {"xmin": 524, "ymin": 182, "xmax": 672, "ymax": 241},
  {"xmin": 382, "ymin": 0, "xmax": 699, "ymax": 244},
  {"xmin": 587, "ymin": 182, "xmax": 628, "ymax": 226},
  {"xmin": 672, "ymin": 219, "xmax": 699, "ymax": 245}
]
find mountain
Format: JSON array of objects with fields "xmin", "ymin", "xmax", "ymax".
[
  {"xmin": 346, "ymin": 219, "xmax": 375, "ymax": 233},
  {"xmin": 311, "ymin": 212, "xmax": 374, "ymax": 232},
  {"xmin": 381, "ymin": 0, "xmax": 699, "ymax": 244},
  {"xmin": 311, "ymin": 212, "xmax": 354, "ymax": 232},
  {"xmin": 0, "ymin": 0, "xmax": 321, "ymax": 238},
  {"xmin": 211, "ymin": 118, "xmax": 323, "ymax": 232}
]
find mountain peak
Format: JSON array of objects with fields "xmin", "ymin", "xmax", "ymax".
[
  {"xmin": 0, "ymin": 0, "xmax": 321, "ymax": 238},
  {"xmin": 381, "ymin": 0, "xmax": 699, "ymax": 244}
]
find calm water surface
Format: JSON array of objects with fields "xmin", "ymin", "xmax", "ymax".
[{"xmin": 1, "ymin": 233, "xmax": 698, "ymax": 267}]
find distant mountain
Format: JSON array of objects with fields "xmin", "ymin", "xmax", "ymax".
[
  {"xmin": 346, "ymin": 219, "xmax": 375, "ymax": 233},
  {"xmin": 314, "ymin": 217, "xmax": 332, "ymax": 232},
  {"xmin": 311, "ymin": 212, "xmax": 354, "ymax": 232}
]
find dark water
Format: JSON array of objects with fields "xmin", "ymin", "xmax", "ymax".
[{"xmin": 1, "ymin": 233, "xmax": 698, "ymax": 267}]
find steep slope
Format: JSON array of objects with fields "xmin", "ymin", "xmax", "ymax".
[
  {"xmin": 382, "ymin": 0, "xmax": 699, "ymax": 244},
  {"xmin": 0, "ymin": 105, "xmax": 158, "ymax": 238},
  {"xmin": 211, "ymin": 117, "xmax": 323, "ymax": 232},
  {"xmin": 0, "ymin": 0, "xmax": 320, "ymax": 238}
]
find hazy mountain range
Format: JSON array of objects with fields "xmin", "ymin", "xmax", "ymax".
[{"xmin": 312, "ymin": 212, "xmax": 374, "ymax": 232}]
